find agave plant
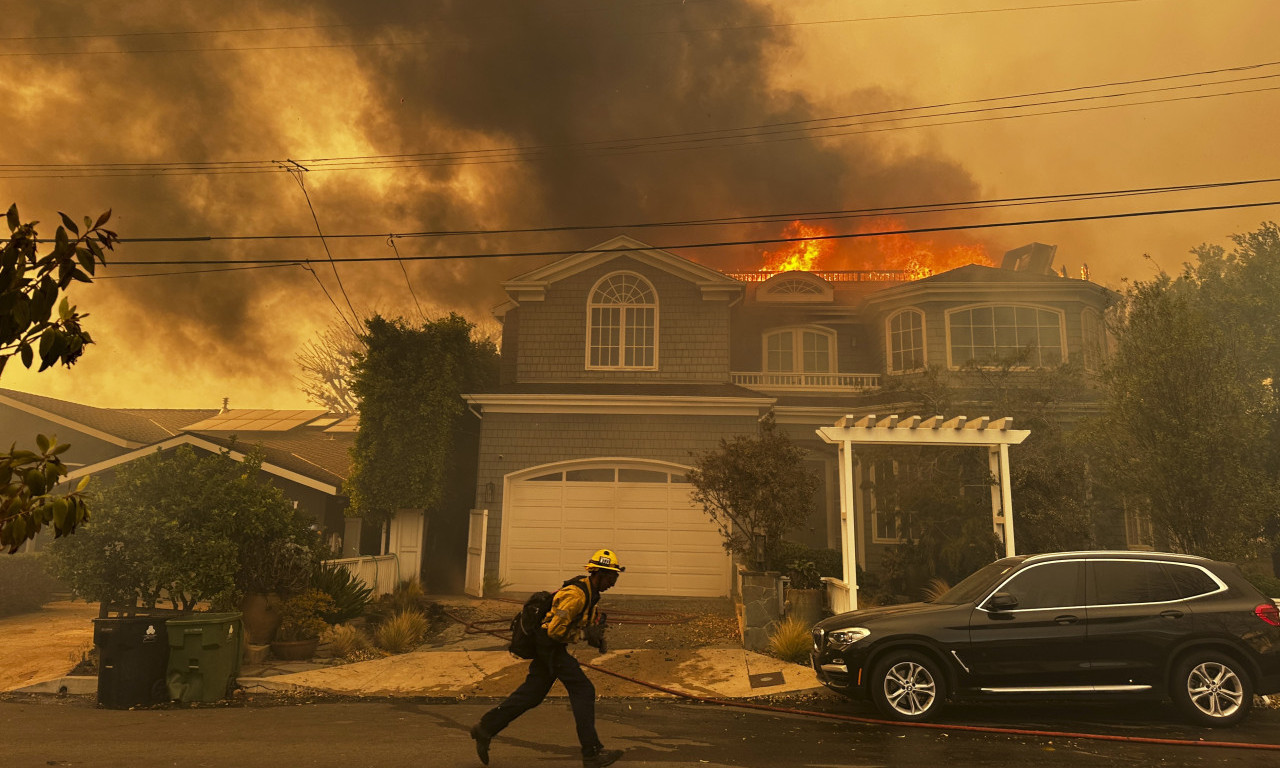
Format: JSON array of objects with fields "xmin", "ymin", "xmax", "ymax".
[{"xmin": 311, "ymin": 562, "xmax": 374, "ymax": 624}]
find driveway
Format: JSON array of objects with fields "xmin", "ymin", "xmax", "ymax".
[{"xmin": 0, "ymin": 600, "xmax": 98, "ymax": 692}]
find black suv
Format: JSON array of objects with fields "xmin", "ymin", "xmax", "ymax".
[{"xmin": 811, "ymin": 551, "xmax": 1280, "ymax": 726}]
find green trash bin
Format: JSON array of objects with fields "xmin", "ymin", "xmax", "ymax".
[{"xmin": 165, "ymin": 612, "xmax": 243, "ymax": 703}]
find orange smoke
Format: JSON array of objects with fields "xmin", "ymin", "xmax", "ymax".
[{"xmin": 760, "ymin": 218, "xmax": 991, "ymax": 278}]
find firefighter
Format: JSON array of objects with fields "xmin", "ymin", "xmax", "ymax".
[{"xmin": 471, "ymin": 549, "xmax": 626, "ymax": 768}]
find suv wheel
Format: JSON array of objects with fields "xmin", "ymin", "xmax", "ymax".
[
  {"xmin": 869, "ymin": 651, "xmax": 945, "ymax": 722},
  {"xmin": 1171, "ymin": 651, "xmax": 1254, "ymax": 727}
]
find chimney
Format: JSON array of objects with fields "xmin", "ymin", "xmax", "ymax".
[{"xmin": 220, "ymin": 397, "xmax": 229, "ymax": 413}]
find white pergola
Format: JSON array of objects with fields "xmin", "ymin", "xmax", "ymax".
[{"xmin": 816, "ymin": 414, "xmax": 1031, "ymax": 613}]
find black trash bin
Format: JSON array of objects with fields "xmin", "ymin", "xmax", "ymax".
[{"xmin": 92, "ymin": 616, "xmax": 171, "ymax": 709}]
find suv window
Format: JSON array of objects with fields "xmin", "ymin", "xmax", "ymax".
[
  {"xmin": 1163, "ymin": 563, "xmax": 1221, "ymax": 599},
  {"xmin": 990, "ymin": 561, "xmax": 1082, "ymax": 610},
  {"xmin": 1091, "ymin": 560, "xmax": 1181, "ymax": 605}
]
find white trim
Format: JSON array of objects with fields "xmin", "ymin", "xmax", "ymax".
[
  {"xmin": 502, "ymin": 235, "xmax": 744, "ymax": 300},
  {"xmin": 0, "ymin": 393, "xmax": 142, "ymax": 448},
  {"xmin": 884, "ymin": 308, "xmax": 927, "ymax": 374},
  {"xmin": 463, "ymin": 393, "xmax": 772, "ymax": 416},
  {"xmin": 944, "ymin": 302, "xmax": 1068, "ymax": 370},
  {"xmin": 756, "ymin": 272, "xmax": 834, "ymax": 303},
  {"xmin": 62, "ymin": 434, "xmax": 340, "ymax": 494},
  {"xmin": 585, "ymin": 270, "xmax": 660, "ymax": 371}
]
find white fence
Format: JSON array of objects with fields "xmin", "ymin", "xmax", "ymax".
[
  {"xmin": 324, "ymin": 554, "xmax": 400, "ymax": 597},
  {"xmin": 822, "ymin": 577, "xmax": 852, "ymax": 614}
]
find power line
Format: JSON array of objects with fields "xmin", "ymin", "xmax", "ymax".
[
  {"xmin": 98, "ymin": 198, "xmax": 1280, "ymax": 269},
  {"xmin": 285, "ymin": 162, "xmax": 363, "ymax": 335},
  {"xmin": 5, "ymin": 62, "xmax": 1277, "ymax": 180},
  {"xmin": 0, "ymin": 0, "xmax": 1165, "ymax": 57},
  {"xmin": 70, "ymin": 176, "xmax": 1280, "ymax": 245}
]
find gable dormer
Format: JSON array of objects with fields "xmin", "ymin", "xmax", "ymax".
[{"xmin": 497, "ymin": 236, "xmax": 744, "ymax": 383}]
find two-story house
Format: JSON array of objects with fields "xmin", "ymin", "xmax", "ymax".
[{"xmin": 463, "ymin": 236, "xmax": 1114, "ymax": 598}]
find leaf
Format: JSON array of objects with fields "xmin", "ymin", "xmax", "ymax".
[
  {"xmin": 6, "ymin": 204, "xmax": 18, "ymax": 233},
  {"xmin": 71, "ymin": 269, "xmax": 93, "ymax": 284},
  {"xmin": 19, "ymin": 343, "xmax": 33, "ymax": 369},
  {"xmin": 76, "ymin": 475, "xmax": 90, "ymax": 492},
  {"xmin": 58, "ymin": 212, "xmax": 79, "ymax": 236},
  {"xmin": 36, "ymin": 434, "xmax": 50, "ymax": 453},
  {"xmin": 55, "ymin": 226, "xmax": 69, "ymax": 253},
  {"xmin": 94, "ymin": 209, "xmax": 112, "ymax": 229}
]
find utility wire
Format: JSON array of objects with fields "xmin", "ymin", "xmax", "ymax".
[
  {"xmin": 98, "ymin": 198, "xmax": 1280, "ymax": 269},
  {"xmin": 284, "ymin": 162, "xmax": 362, "ymax": 335},
  {"xmin": 5, "ymin": 60, "xmax": 1276, "ymax": 179},
  {"xmin": 57, "ymin": 176, "xmax": 1280, "ymax": 246},
  {"xmin": 0, "ymin": 0, "xmax": 1167, "ymax": 57},
  {"xmin": 388, "ymin": 236, "xmax": 428, "ymax": 321}
]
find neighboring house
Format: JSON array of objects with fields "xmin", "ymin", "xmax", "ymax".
[
  {"xmin": 463, "ymin": 236, "xmax": 1116, "ymax": 598},
  {"xmin": 0, "ymin": 390, "xmax": 366, "ymax": 555}
]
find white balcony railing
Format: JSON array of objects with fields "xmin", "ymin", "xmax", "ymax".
[{"xmin": 730, "ymin": 371, "xmax": 881, "ymax": 392}]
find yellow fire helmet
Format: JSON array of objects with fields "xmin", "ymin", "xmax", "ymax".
[{"xmin": 586, "ymin": 548, "xmax": 626, "ymax": 573}]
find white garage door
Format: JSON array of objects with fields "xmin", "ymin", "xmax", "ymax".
[{"xmin": 502, "ymin": 464, "xmax": 731, "ymax": 597}]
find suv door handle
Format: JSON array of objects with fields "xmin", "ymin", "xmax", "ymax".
[
  {"xmin": 1160, "ymin": 610, "xmax": 1184, "ymax": 619},
  {"xmin": 1054, "ymin": 614, "xmax": 1079, "ymax": 625}
]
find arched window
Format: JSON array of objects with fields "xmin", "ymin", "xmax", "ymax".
[
  {"xmin": 587, "ymin": 272, "xmax": 657, "ymax": 369},
  {"xmin": 946, "ymin": 304, "xmax": 1065, "ymax": 368},
  {"xmin": 886, "ymin": 309, "xmax": 925, "ymax": 373},
  {"xmin": 763, "ymin": 326, "xmax": 835, "ymax": 373}
]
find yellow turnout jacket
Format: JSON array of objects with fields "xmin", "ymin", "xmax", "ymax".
[{"xmin": 541, "ymin": 575, "xmax": 598, "ymax": 644}]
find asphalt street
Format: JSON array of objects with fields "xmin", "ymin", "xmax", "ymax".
[{"xmin": 3, "ymin": 696, "xmax": 1279, "ymax": 768}]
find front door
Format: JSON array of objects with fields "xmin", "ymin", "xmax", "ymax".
[{"xmin": 964, "ymin": 560, "xmax": 1088, "ymax": 691}]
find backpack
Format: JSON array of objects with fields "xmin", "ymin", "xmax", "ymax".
[
  {"xmin": 508, "ymin": 591, "xmax": 555, "ymax": 659},
  {"xmin": 507, "ymin": 580, "xmax": 589, "ymax": 659}
]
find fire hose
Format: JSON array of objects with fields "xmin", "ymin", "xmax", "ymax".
[{"xmin": 441, "ymin": 608, "xmax": 1280, "ymax": 753}]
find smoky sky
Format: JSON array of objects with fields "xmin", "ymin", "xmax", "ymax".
[{"xmin": 2, "ymin": 0, "xmax": 985, "ymax": 407}]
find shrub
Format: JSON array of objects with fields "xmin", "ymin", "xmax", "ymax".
[
  {"xmin": 312, "ymin": 563, "xmax": 373, "ymax": 623},
  {"xmin": 482, "ymin": 574, "xmax": 511, "ymax": 597},
  {"xmin": 774, "ymin": 541, "xmax": 842, "ymax": 579},
  {"xmin": 768, "ymin": 616, "xmax": 813, "ymax": 664},
  {"xmin": 276, "ymin": 589, "xmax": 335, "ymax": 641},
  {"xmin": 0, "ymin": 554, "xmax": 61, "ymax": 617},
  {"xmin": 46, "ymin": 445, "xmax": 318, "ymax": 611},
  {"xmin": 374, "ymin": 609, "xmax": 429, "ymax": 653},
  {"xmin": 388, "ymin": 579, "xmax": 425, "ymax": 613},
  {"xmin": 323, "ymin": 623, "xmax": 374, "ymax": 660},
  {"xmin": 920, "ymin": 577, "xmax": 951, "ymax": 602}
]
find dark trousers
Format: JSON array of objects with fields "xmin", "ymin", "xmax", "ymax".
[{"xmin": 478, "ymin": 637, "xmax": 601, "ymax": 755}]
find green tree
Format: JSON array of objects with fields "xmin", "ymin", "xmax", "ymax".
[
  {"xmin": 47, "ymin": 445, "xmax": 317, "ymax": 611},
  {"xmin": 868, "ymin": 357, "xmax": 1098, "ymax": 596},
  {"xmin": 2, "ymin": 203, "xmax": 117, "ymax": 553},
  {"xmin": 688, "ymin": 415, "xmax": 820, "ymax": 570},
  {"xmin": 1092, "ymin": 224, "xmax": 1280, "ymax": 560},
  {"xmin": 345, "ymin": 313, "xmax": 499, "ymax": 523}
]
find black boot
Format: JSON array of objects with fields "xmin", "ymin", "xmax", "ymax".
[
  {"xmin": 470, "ymin": 725, "xmax": 491, "ymax": 766},
  {"xmin": 583, "ymin": 747, "xmax": 623, "ymax": 768}
]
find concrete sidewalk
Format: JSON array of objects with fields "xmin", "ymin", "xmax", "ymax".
[
  {"xmin": 236, "ymin": 646, "xmax": 826, "ymax": 700},
  {"xmin": 4, "ymin": 599, "xmax": 832, "ymax": 703}
]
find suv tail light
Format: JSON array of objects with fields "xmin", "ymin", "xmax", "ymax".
[{"xmin": 1255, "ymin": 602, "xmax": 1280, "ymax": 627}]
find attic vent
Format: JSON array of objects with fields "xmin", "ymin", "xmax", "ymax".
[{"xmin": 769, "ymin": 278, "xmax": 824, "ymax": 295}]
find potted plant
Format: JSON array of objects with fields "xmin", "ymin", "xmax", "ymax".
[
  {"xmin": 237, "ymin": 537, "xmax": 318, "ymax": 645},
  {"xmin": 270, "ymin": 589, "xmax": 335, "ymax": 661},
  {"xmin": 784, "ymin": 559, "xmax": 825, "ymax": 626}
]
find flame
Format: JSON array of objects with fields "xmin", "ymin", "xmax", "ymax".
[
  {"xmin": 759, "ymin": 218, "xmax": 991, "ymax": 278},
  {"xmin": 761, "ymin": 221, "xmax": 832, "ymax": 272}
]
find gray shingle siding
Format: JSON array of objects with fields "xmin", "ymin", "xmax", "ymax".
[{"xmin": 514, "ymin": 256, "xmax": 732, "ymax": 383}]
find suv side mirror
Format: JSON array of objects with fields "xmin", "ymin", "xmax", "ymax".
[{"xmin": 986, "ymin": 592, "xmax": 1018, "ymax": 611}]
